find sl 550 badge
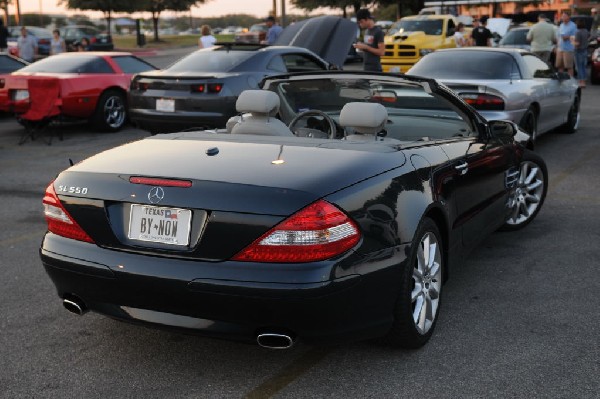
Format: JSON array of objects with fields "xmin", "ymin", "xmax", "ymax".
[{"xmin": 57, "ymin": 185, "xmax": 88, "ymax": 195}]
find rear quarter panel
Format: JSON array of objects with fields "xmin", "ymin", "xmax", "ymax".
[{"xmin": 59, "ymin": 73, "xmax": 131, "ymax": 118}]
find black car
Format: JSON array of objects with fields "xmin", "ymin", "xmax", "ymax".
[
  {"xmin": 62, "ymin": 25, "xmax": 114, "ymax": 52},
  {"xmin": 129, "ymin": 16, "xmax": 357, "ymax": 134},
  {"xmin": 40, "ymin": 70, "xmax": 547, "ymax": 349}
]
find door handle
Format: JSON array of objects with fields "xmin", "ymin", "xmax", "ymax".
[{"xmin": 455, "ymin": 161, "xmax": 468, "ymax": 175}]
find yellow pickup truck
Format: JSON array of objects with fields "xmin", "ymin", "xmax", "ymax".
[{"xmin": 381, "ymin": 14, "xmax": 459, "ymax": 73}]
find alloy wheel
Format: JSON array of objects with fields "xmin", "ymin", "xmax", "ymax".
[
  {"xmin": 506, "ymin": 160, "xmax": 545, "ymax": 226},
  {"xmin": 411, "ymin": 232, "xmax": 442, "ymax": 335},
  {"xmin": 104, "ymin": 95, "xmax": 126, "ymax": 129}
]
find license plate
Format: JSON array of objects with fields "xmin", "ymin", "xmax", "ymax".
[
  {"xmin": 156, "ymin": 98, "xmax": 175, "ymax": 112},
  {"xmin": 13, "ymin": 90, "xmax": 29, "ymax": 102},
  {"xmin": 128, "ymin": 204, "xmax": 191, "ymax": 246}
]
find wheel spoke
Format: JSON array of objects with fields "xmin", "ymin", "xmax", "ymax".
[
  {"xmin": 426, "ymin": 241, "xmax": 437, "ymax": 274},
  {"xmin": 429, "ymin": 262, "xmax": 441, "ymax": 279},
  {"xmin": 526, "ymin": 180, "xmax": 542, "ymax": 192},
  {"xmin": 411, "ymin": 286, "xmax": 422, "ymax": 302},
  {"xmin": 524, "ymin": 167, "xmax": 538, "ymax": 185},
  {"xmin": 413, "ymin": 295, "xmax": 425, "ymax": 328},
  {"xmin": 524, "ymin": 194, "xmax": 540, "ymax": 204}
]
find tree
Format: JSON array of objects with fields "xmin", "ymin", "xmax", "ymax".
[
  {"xmin": 138, "ymin": 0, "xmax": 208, "ymax": 42},
  {"xmin": 59, "ymin": 0, "xmax": 138, "ymax": 35}
]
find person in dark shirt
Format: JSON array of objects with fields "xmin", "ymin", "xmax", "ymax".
[
  {"xmin": 0, "ymin": 19, "xmax": 8, "ymax": 52},
  {"xmin": 471, "ymin": 18, "xmax": 493, "ymax": 46},
  {"xmin": 353, "ymin": 8, "xmax": 385, "ymax": 72}
]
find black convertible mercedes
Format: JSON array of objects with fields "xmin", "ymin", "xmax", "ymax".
[{"xmin": 40, "ymin": 71, "xmax": 547, "ymax": 349}]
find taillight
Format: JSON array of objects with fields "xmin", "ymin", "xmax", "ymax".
[
  {"xmin": 43, "ymin": 182, "xmax": 94, "ymax": 243},
  {"xmin": 190, "ymin": 84, "xmax": 205, "ymax": 93},
  {"xmin": 132, "ymin": 79, "xmax": 148, "ymax": 91},
  {"xmin": 232, "ymin": 200, "xmax": 360, "ymax": 263},
  {"xmin": 0, "ymin": 79, "xmax": 4, "ymax": 89},
  {"xmin": 90, "ymin": 37, "xmax": 97, "ymax": 44},
  {"xmin": 207, "ymin": 83, "xmax": 223, "ymax": 93},
  {"xmin": 38, "ymin": 39, "xmax": 50, "ymax": 45},
  {"xmin": 460, "ymin": 93, "xmax": 505, "ymax": 111}
]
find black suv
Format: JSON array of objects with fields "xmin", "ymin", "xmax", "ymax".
[{"xmin": 62, "ymin": 26, "xmax": 114, "ymax": 51}]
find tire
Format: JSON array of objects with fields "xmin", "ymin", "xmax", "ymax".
[
  {"xmin": 382, "ymin": 217, "xmax": 444, "ymax": 348},
  {"xmin": 91, "ymin": 90, "xmax": 127, "ymax": 132},
  {"xmin": 560, "ymin": 95, "xmax": 580, "ymax": 134},
  {"xmin": 519, "ymin": 107, "xmax": 538, "ymax": 142},
  {"xmin": 500, "ymin": 151, "xmax": 547, "ymax": 232}
]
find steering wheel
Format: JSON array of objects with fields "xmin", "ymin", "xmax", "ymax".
[{"xmin": 288, "ymin": 110, "xmax": 337, "ymax": 139}]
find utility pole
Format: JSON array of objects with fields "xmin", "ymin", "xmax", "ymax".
[
  {"xmin": 281, "ymin": 0, "xmax": 286, "ymax": 27},
  {"xmin": 272, "ymin": 0, "xmax": 276, "ymax": 17}
]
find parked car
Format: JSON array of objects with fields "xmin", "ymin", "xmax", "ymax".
[
  {"xmin": 591, "ymin": 47, "xmax": 600, "ymax": 85},
  {"xmin": 0, "ymin": 52, "xmax": 156, "ymax": 131},
  {"xmin": 0, "ymin": 53, "xmax": 28, "ymax": 74},
  {"xmin": 62, "ymin": 25, "xmax": 114, "ymax": 52},
  {"xmin": 39, "ymin": 70, "xmax": 547, "ymax": 349},
  {"xmin": 408, "ymin": 47, "xmax": 580, "ymax": 142},
  {"xmin": 498, "ymin": 26, "xmax": 556, "ymax": 64},
  {"xmin": 234, "ymin": 23, "xmax": 268, "ymax": 44},
  {"xmin": 130, "ymin": 16, "xmax": 356, "ymax": 134},
  {"xmin": 7, "ymin": 26, "xmax": 53, "ymax": 57}
]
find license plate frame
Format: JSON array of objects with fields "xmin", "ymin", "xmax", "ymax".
[
  {"xmin": 156, "ymin": 98, "xmax": 175, "ymax": 112},
  {"xmin": 128, "ymin": 204, "xmax": 192, "ymax": 246}
]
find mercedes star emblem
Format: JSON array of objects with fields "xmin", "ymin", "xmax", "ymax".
[{"xmin": 148, "ymin": 186, "xmax": 165, "ymax": 204}]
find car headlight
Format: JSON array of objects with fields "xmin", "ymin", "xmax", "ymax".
[
  {"xmin": 594, "ymin": 48, "xmax": 600, "ymax": 62},
  {"xmin": 419, "ymin": 49, "xmax": 434, "ymax": 56}
]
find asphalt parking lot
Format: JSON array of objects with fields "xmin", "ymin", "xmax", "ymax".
[{"xmin": 1, "ymin": 80, "xmax": 599, "ymax": 398}]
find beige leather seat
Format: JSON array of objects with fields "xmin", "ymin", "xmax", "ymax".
[
  {"xmin": 230, "ymin": 90, "xmax": 294, "ymax": 136},
  {"xmin": 339, "ymin": 102, "xmax": 388, "ymax": 141}
]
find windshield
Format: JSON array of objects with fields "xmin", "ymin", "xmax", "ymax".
[
  {"xmin": 166, "ymin": 49, "xmax": 255, "ymax": 73},
  {"xmin": 409, "ymin": 51, "xmax": 521, "ymax": 80},
  {"xmin": 269, "ymin": 77, "xmax": 473, "ymax": 141},
  {"xmin": 19, "ymin": 55, "xmax": 113, "ymax": 74},
  {"xmin": 388, "ymin": 20, "xmax": 444, "ymax": 36},
  {"xmin": 499, "ymin": 29, "xmax": 529, "ymax": 46}
]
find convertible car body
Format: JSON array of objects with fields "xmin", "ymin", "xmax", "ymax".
[
  {"xmin": 0, "ymin": 52, "xmax": 156, "ymax": 131},
  {"xmin": 40, "ymin": 71, "xmax": 547, "ymax": 349}
]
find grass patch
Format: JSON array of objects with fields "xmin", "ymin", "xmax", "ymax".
[{"xmin": 113, "ymin": 34, "xmax": 234, "ymax": 49}]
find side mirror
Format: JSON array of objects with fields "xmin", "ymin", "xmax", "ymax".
[{"xmin": 489, "ymin": 120, "xmax": 516, "ymax": 139}]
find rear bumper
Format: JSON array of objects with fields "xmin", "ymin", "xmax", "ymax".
[
  {"xmin": 130, "ymin": 101, "xmax": 236, "ymax": 133},
  {"xmin": 40, "ymin": 233, "xmax": 407, "ymax": 345}
]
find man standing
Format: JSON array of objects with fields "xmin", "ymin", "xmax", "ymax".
[
  {"xmin": 556, "ymin": 12, "xmax": 577, "ymax": 77},
  {"xmin": 353, "ymin": 8, "xmax": 385, "ymax": 72},
  {"xmin": 263, "ymin": 16, "xmax": 282, "ymax": 45},
  {"xmin": 471, "ymin": 17, "xmax": 493, "ymax": 46},
  {"xmin": 17, "ymin": 26, "xmax": 37, "ymax": 62},
  {"xmin": 527, "ymin": 14, "xmax": 556, "ymax": 63}
]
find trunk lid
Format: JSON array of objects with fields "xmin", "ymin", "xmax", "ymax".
[{"xmin": 54, "ymin": 134, "xmax": 406, "ymax": 260}]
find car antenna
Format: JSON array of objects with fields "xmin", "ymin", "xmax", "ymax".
[{"xmin": 69, "ymin": 158, "xmax": 74, "ymax": 166}]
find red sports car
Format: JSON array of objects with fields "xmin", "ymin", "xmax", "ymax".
[{"xmin": 0, "ymin": 52, "xmax": 157, "ymax": 131}]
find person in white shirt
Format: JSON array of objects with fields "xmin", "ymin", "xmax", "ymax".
[
  {"xmin": 454, "ymin": 23, "xmax": 467, "ymax": 47},
  {"xmin": 17, "ymin": 26, "xmax": 37, "ymax": 62},
  {"xmin": 198, "ymin": 25, "xmax": 216, "ymax": 49}
]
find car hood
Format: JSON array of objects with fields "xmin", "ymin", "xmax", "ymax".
[
  {"xmin": 274, "ymin": 16, "xmax": 357, "ymax": 68},
  {"xmin": 59, "ymin": 133, "xmax": 406, "ymax": 215}
]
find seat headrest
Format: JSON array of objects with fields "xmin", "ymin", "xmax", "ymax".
[
  {"xmin": 236, "ymin": 90, "xmax": 280, "ymax": 115},
  {"xmin": 339, "ymin": 102, "xmax": 388, "ymax": 134}
]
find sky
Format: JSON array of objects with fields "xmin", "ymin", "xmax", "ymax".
[{"xmin": 16, "ymin": 0, "xmax": 326, "ymax": 19}]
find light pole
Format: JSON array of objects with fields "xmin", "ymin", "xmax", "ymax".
[{"xmin": 14, "ymin": 0, "xmax": 21, "ymax": 25}]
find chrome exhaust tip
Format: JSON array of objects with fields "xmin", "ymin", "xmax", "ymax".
[
  {"xmin": 62, "ymin": 297, "xmax": 87, "ymax": 316},
  {"xmin": 256, "ymin": 333, "xmax": 295, "ymax": 350}
]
